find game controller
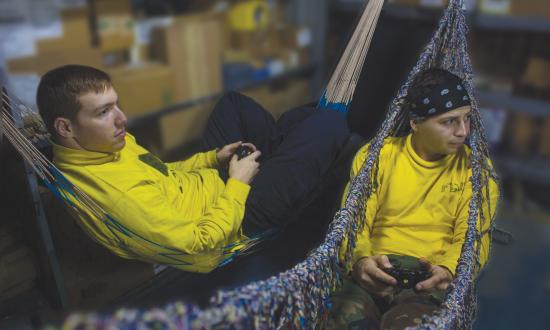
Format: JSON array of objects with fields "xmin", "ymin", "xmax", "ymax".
[
  {"xmin": 383, "ymin": 266, "xmax": 430, "ymax": 289},
  {"xmin": 235, "ymin": 145, "xmax": 254, "ymax": 160}
]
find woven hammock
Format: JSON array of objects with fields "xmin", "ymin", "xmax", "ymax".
[{"xmin": 2, "ymin": 0, "xmax": 499, "ymax": 328}]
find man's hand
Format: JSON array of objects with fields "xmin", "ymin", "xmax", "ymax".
[
  {"xmin": 216, "ymin": 141, "xmax": 257, "ymax": 168},
  {"xmin": 352, "ymin": 255, "xmax": 398, "ymax": 298},
  {"xmin": 415, "ymin": 258, "xmax": 453, "ymax": 291},
  {"xmin": 228, "ymin": 150, "xmax": 261, "ymax": 184}
]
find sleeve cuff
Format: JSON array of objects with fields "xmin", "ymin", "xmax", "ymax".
[
  {"xmin": 225, "ymin": 178, "xmax": 251, "ymax": 204},
  {"xmin": 206, "ymin": 150, "xmax": 219, "ymax": 168},
  {"xmin": 438, "ymin": 257, "xmax": 458, "ymax": 277}
]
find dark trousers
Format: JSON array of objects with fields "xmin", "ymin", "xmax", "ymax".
[{"xmin": 201, "ymin": 91, "xmax": 351, "ymax": 236}]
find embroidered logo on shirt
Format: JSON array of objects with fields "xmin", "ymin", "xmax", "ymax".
[
  {"xmin": 139, "ymin": 153, "xmax": 168, "ymax": 176},
  {"xmin": 441, "ymin": 182, "xmax": 465, "ymax": 193}
]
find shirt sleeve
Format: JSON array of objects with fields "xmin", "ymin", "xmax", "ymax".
[
  {"xmin": 110, "ymin": 177, "xmax": 250, "ymax": 259},
  {"xmin": 439, "ymin": 169, "xmax": 500, "ymax": 276},
  {"xmin": 339, "ymin": 143, "xmax": 379, "ymax": 266},
  {"xmin": 167, "ymin": 149, "xmax": 219, "ymax": 171}
]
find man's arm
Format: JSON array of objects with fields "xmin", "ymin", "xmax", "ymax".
[
  {"xmin": 439, "ymin": 173, "xmax": 500, "ymax": 276},
  {"xmin": 112, "ymin": 177, "xmax": 250, "ymax": 257},
  {"xmin": 168, "ymin": 150, "xmax": 219, "ymax": 172}
]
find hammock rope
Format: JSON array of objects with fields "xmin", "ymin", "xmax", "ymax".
[{"xmin": 2, "ymin": 0, "xmax": 500, "ymax": 328}]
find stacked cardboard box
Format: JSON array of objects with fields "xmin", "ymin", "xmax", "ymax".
[
  {"xmin": 6, "ymin": 8, "xmax": 103, "ymax": 76},
  {"xmin": 159, "ymin": 103, "xmax": 215, "ymax": 153},
  {"xmin": 151, "ymin": 13, "xmax": 224, "ymax": 102},
  {"xmin": 480, "ymin": 0, "xmax": 550, "ymax": 18},
  {"xmin": 507, "ymin": 57, "xmax": 550, "ymax": 156},
  {"xmin": 95, "ymin": 0, "xmax": 135, "ymax": 52},
  {"xmin": 510, "ymin": 0, "xmax": 550, "ymax": 19},
  {"xmin": 109, "ymin": 63, "xmax": 175, "ymax": 119},
  {"xmin": 242, "ymin": 78, "xmax": 312, "ymax": 119}
]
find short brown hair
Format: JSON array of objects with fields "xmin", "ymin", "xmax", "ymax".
[{"xmin": 36, "ymin": 65, "xmax": 111, "ymax": 136}]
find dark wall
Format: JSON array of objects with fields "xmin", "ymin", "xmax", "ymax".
[{"xmin": 327, "ymin": 8, "xmax": 436, "ymax": 139}]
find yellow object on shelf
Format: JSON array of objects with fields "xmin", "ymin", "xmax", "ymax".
[{"xmin": 228, "ymin": 0, "xmax": 270, "ymax": 31}]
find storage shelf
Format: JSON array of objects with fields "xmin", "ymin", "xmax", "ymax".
[
  {"xmin": 128, "ymin": 64, "xmax": 317, "ymax": 129},
  {"xmin": 477, "ymin": 90, "xmax": 550, "ymax": 117}
]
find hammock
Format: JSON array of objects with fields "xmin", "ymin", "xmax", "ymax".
[{"xmin": 1, "ymin": 0, "xmax": 499, "ymax": 328}]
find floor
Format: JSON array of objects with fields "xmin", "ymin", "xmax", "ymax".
[{"xmin": 474, "ymin": 206, "xmax": 550, "ymax": 330}]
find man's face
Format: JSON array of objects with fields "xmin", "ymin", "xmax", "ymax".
[
  {"xmin": 412, "ymin": 106, "xmax": 472, "ymax": 157},
  {"xmin": 71, "ymin": 86, "xmax": 128, "ymax": 153}
]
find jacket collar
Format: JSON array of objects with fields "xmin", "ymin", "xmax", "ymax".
[{"xmin": 51, "ymin": 139, "xmax": 122, "ymax": 166}]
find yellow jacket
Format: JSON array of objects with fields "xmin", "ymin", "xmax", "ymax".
[
  {"xmin": 53, "ymin": 134, "xmax": 250, "ymax": 273},
  {"xmin": 342, "ymin": 134, "xmax": 499, "ymax": 275}
]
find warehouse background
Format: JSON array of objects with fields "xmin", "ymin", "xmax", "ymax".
[{"xmin": 1, "ymin": 0, "xmax": 548, "ymax": 329}]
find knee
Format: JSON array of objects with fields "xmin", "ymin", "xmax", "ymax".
[{"xmin": 220, "ymin": 91, "xmax": 245, "ymax": 105}]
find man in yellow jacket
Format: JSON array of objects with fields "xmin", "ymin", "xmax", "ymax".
[
  {"xmin": 328, "ymin": 69, "xmax": 499, "ymax": 329},
  {"xmin": 37, "ymin": 65, "xmax": 351, "ymax": 273}
]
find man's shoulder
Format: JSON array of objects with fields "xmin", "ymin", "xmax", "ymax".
[
  {"xmin": 352, "ymin": 136, "xmax": 405, "ymax": 172},
  {"xmin": 355, "ymin": 136, "xmax": 405, "ymax": 157}
]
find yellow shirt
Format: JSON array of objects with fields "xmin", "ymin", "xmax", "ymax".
[
  {"xmin": 53, "ymin": 134, "xmax": 250, "ymax": 273},
  {"xmin": 343, "ymin": 134, "xmax": 499, "ymax": 274}
]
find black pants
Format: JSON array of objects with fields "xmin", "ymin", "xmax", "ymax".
[{"xmin": 202, "ymin": 91, "xmax": 351, "ymax": 236}]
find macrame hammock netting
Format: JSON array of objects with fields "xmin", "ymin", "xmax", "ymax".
[{"xmin": 1, "ymin": 0, "xmax": 499, "ymax": 328}]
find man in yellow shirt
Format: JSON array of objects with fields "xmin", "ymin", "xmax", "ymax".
[
  {"xmin": 36, "ymin": 65, "xmax": 351, "ymax": 273},
  {"xmin": 328, "ymin": 68, "xmax": 499, "ymax": 329}
]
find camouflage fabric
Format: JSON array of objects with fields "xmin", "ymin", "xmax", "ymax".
[{"xmin": 326, "ymin": 255, "xmax": 447, "ymax": 330}]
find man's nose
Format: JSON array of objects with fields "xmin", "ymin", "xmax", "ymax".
[
  {"xmin": 115, "ymin": 107, "xmax": 127, "ymax": 127},
  {"xmin": 455, "ymin": 120, "xmax": 468, "ymax": 137}
]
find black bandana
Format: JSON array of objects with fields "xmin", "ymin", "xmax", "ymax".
[{"xmin": 410, "ymin": 76, "xmax": 471, "ymax": 118}]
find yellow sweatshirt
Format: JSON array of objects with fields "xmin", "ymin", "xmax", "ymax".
[
  {"xmin": 52, "ymin": 134, "xmax": 250, "ymax": 273},
  {"xmin": 343, "ymin": 134, "xmax": 499, "ymax": 275}
]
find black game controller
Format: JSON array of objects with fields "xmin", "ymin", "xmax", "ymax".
[
  {"xmin": 235, "ymin": 145, "xmax": 253, "ymax": 160},
  {"xmin": 383, "ymin": 266, "xmax": 430, "ymax": 290}
]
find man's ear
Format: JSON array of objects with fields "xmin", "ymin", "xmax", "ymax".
[
  {"xmin": 410, "ymin": 119, "xmax": 419, "ymax": 133},
  {"xmin": 53, "ymin": 117, "xmax": 74, "ymax": 138}
]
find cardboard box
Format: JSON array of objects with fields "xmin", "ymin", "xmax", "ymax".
[
  {"xmin": 506, "ymin": 113, "xmax": 539, "ymax": 155},
  {"xmin": 95, "ymin": 0, "xmax": 135, "ymax": 52},
  {"xmin": 521, "ymin": 57, "xmax": 550, "ymax": 91},
  {"xmin": 159, "ymin": 103, "xmax": 215, "ymax": 152},
  {"xmin": 36, "ymin": 8, "xmax": 91, "ymax": 53},
  {"xmin": 151, "ymin": 14, "xmax": 223, "ymax": 102},
  {"xmin": 242, "ymin": 78, "xmax": 312, "ymax": 119},
  {"xmin": 109, "ymin": 63, "xmax": 175, "ymax": 118},
  {"xmin": 6, "ymin": 49, "xmax": 103, "ymax": 75},
  {"xmin": 510, "ymin": 0, "xmax": 550, "ymax": 19},
  {"xmin": 479, "ymin": 0, "xmax": 512, "ymax": 15}
]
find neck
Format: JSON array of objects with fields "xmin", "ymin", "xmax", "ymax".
[
  {"xmin": 411, "ymin": 134, "xmax": 445, "ymax": 162},
  {"xmin": 56, "ymin": 135, "xmax": 85, "ymax": 151}
]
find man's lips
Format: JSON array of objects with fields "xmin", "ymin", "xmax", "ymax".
[{"xmin": 115, "ymin": 130, "xmax": 126, "ymax": 138}]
